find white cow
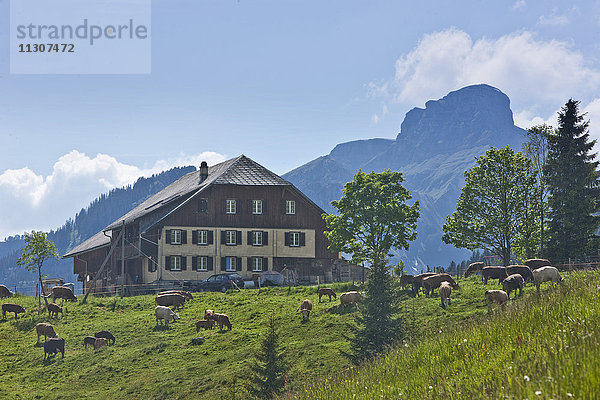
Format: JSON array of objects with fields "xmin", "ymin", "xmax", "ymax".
[
  {"xmin": 439, "ymin": 282, "xmax": 452, "ymax": 308},
  {"xmin": 340, "ymin": 291, "xmax": 365, "ymax": 310},
  {"xmin": 532, "ymin": 266, "xmax": 563, "ymax": 292},
  {"xmin": 155, "ymin": 305, "xmax": 180, "ymax": 326}
]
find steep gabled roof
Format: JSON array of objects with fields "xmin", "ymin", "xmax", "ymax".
[{"xmin": 63, "ymin": 230, "xmax": 110, "ymax": 258}]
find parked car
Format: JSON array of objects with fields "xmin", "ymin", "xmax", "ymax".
[{"xmin": 190, "ymin": 273, "xmax": 245, "ymax": 292}]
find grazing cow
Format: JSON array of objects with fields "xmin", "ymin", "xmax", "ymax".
[
  {"xmin": 0, "ymin": 284, "xmax": 13, "ymax": 299},
  {"xmin": 208, "ymin": 313, "xmax": 232, "ymax": 330},
  {"xmin": 532, "ymin": 266, "xmax": 564, "ymax": 292},
  {"xmin": 47, "ymin": 303, "xmax": 63, "ymax": 319},
  {"xmin": 195, "ymin": 319, "xmax": 215, "ymax": 332},
  {"xmin": 464, "ymin": 262, "xmax": 485, "ymax": 278},
  {"xmin": 481, "ymin": 267, "xmax": 508, "ymax": 284},
  {"xmin": 204, "ymin": 309, "xmax": 214, "ymax": 320},
  {"xmin": 47, "ymin": 286, "xmax": 77, "ymax": 302},
  {"xmin": 94, "ymin": 338, "xmax": 109, "ymax": 350},
  {"xmin": 155, "ymin": 293, "xmax": 186, "ymax": 310},
  {"xmin": 84, "ymin": 336, "xmax": 97, "ymax": 350},
  {"xmin": 502, "ymin": 274, "xmax": 524, "ymax": 299},
  {"xmin": 158, "ymin": 290, "xmax": 193, "ymax": 301},
  {"xmin": 506, "ymin": 265, "xmax": 534, "ymax": 283},
  {"xmin": 340, "ymin": 291, "xmax": 364, "ymax": 309},
  {"xmin": 411, "ymin": 272, "xmax": 437, "ymax": 296},
  {"xmin": 2, "ymin": 303, "xmax": 25, "ymax": 319},
  {"xmin": 524, "ymin": 259, "xmax": 551, "ymax": 271},
  {"xmin": 422, "ymin": 274, "xmax": 460, "ymax": 296},
  {"xmin": 439, "ymin": 282, "xmax": 452, "ymax": 308},
  {"xmin": 35, "ymin": 323, "xmax": 58, "ymax": 344},
  {"xmin": 44, "ymin": 337, "xmax": 65, "ymax": 360},
  {"xmin": 318, "ymin": 288, "xmax": 336, "ymax": 302},
  {"xmin": 485, "ymin": 290, "xmax": 509, "ymax": 312},
  {"xmin": 95, "ymin": 330, "xmax": 115, "ymax": 345},
  {"xmin": 399, "ymin": 274, "xmax": 414, "ymax": 289},
  {"xmin": 297, "ymin": 299, "xmax": 313, "ymax": 321},
  {"xmin": 155, "ymin": 305, "xmax": 180, "ymax": 326}
]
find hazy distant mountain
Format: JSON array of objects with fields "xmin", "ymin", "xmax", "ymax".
[
  {"xmin": 283, "ymin": 84, "xmax": 526, "ymax": 273},
  {"xmin": 0, "ymin": 166, "xmax": 194, "ymax": 293}
]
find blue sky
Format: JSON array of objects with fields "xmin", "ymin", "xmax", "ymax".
[{"xmin": 1, "ymin": 0, "xmax": 600, "ymax": 238}]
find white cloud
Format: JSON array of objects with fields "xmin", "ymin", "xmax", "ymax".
[
  {"xmin": 0, "ymin": 150, "xmax": 226, "ymax": 239},
  {"xmin": 512, "ymin": 0, "xmax": 526, "ymax": 10},
  {"xmin": 370, "ymin": 28, "xmax": 600, "ymax": 124},
  {"xmin": 584, "ymin": 98, "xmax": 600, "ymax": 150},
  {"xmin": 538, "ymin": 14, "xmax": 569, "ymax": 27}
]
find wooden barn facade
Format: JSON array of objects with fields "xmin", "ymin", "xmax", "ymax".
[{"xmin": 64, "ymin": 155, "xmax": 359, "ymax": 294}]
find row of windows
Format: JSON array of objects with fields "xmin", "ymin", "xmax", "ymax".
[
  {"xmin": 197, "ymin": 198, "xmax": 296, "ymax": 215},
  {"xmin": 166, "ymin": 229, "xmax": 305, "ymax": 247},
  {"xmin": 162, "ymin": 255, "xmax": 268, "ymax": 272}
]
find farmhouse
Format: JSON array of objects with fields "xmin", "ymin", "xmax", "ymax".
[{"xmin": 64, "ymin": 155, "xmax": 359, "ymax": 294}]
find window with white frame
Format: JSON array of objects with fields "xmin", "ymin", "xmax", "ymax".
[
  {"xmin": 225, "ymin": 256, "xmax": 237, "ymax": 271},
  {"xmin": 252, "ymin": 231, "xmax": 263, "ymax": 246},
  {"xmin": 252, "ymin": 257, "xmax": 263, "ymax": 272},
  {"xmin": 252, "ymin": 200, "xmax": 263, "ymax": 214},
  {"xmin": 171, "ymin": 230, "xmax": 182, "ymax": 244},
  {"xmin": 226, "ymin": 199, "xmax": 236, "ymax": 214},
  {"xmin": 198, "ymin": 256, "xmax": 208, "ymax": 271},
  {"xmin": 285, "ymin": 200, "xmax": 295, "ymax": 215},
  {"xmin": 226, "ymin": 230, "xmax": 237, "ymax": 245},
  {"xmin": 290, "ymin": 232, "xmax": 300, "ymax": 247},
  {"xmin": 198, "ymin": 230, "xmax": 208, "ymax": 245},
  {"xmin": 171, "ymin": 255, "xmax": 182, "ymax": 271}
]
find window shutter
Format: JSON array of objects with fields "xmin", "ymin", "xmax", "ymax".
[
  {"xmin": 285, "ymin": 232, "xmax": 290, "ymax": 246},
  {"xmin": 280, "ymin": 200, "xmax": 286, "ymax": 214},
  {"xmin": 192, "ymin": 256, "xmax": 198, "ymax": 271},
  {"xmin": 247, "ymin": 200, "xmax": 252, "ymax": 214},
  {"xmin": 165, "ymin": 256, "xmax": 172, "ymax": 270},
  {"xmin": 247, "ymin": 231, "xmax": 252, "ymax": 245},
  {"xmin": 181, "ymin": 256, "xmax": 187, "ymax": 270},
  {"xmin": 247, "ymin": 257, "xmax": 253, "ymax": 271},
  {"xmin": 236, "ymin": 231, "xmax": 242, "ymax": 245},
  {"xmin": 192, "ymin": 230, "xmax": 198, "ymax": 245},
  {"xmin": 263, "ymin": 257, "xmax": 269, "ymax": 270},
  {"xmin": 222, "ymin": 200, "xmax": 226, "ymax": 214},
  {"xmin": 221, "ymin": 231, "xmax": 226, "ymax": 244},
  {"xmin": 207, "ymin": 257, "xmax": 213, "ymax": 271},
  {"xmin": 208, "ymin": 230, "xmax": 214, "ymax": 245},
  {"xmin": 236, "ymin": 257, "xmax": 242, "ymax": 271},
  {"xmin": 300, "ymin": 232, "xmax": 306, "ymax": 247},
  {"xmin": 263, "ymin": 231, "xmax": 268, "ymax": 246},
  {"xmin": 221, "ymin": 257, "xmax": 226, "ymax": 271},
  {"xmin": 263, "ymin": 200, "xmax": 268, "ymax": 214},
  {"xmin": 165, "ymin": 230, "xmax": 172, "ymax": 244},
  {"xmin": 181, "ymin": 230, "xmax": 187, "ymax": 244}
]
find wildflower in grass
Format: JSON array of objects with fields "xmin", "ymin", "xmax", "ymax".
[
  {"xmin": 535, "ymin": 390, "xmax": 542, "ymax": 395},
  {"xmin": 524, "ymin": 375, "xmax": 531, "ymax": 382}
]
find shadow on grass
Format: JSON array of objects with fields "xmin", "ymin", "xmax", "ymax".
[
  {"xmin": 152, "ymin": 324, "xmax": 172, "ymax": 332},
  {"xmin": 324, "ymin": 304, "xmax": 359, "ymax": 315}
]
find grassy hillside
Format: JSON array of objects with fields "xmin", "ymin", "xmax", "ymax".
[{"xmin": 295, "ymin": 270, "xmax": 600, "ymax": 399}]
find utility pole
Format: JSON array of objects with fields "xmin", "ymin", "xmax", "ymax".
[{"xmin": 121, "ymin": 220, "xmax": 125, "ymax": 298}]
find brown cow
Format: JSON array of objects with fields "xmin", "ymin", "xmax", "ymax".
[
  {"xmin": 83, "ymin": 336, "xmax": 97, "ymax": 350},
  {"xmin": 0, "ymin": 284, "xmax": 13, "ymax": 299},
  {"xmin": 399, "ymin": 274, "xmax": 414, "ymax": 289},
  {"xmin": 209, "ymin": 313, "xmax": 232, "ymax": 330},
  {"xmin": 297, "ymin": 299, "xmax": 313, "ymax": 321},
  {"xmin": 195, "ymin": 319, "xmax": 215, "ymax": 332},
  {"xmin": 439, "ymin": 282, "xmax": 452, "ymax": 308},
  {"xmin": 155, "ymin": 293, "xmax": 186, "ymax": 309},
  {"xmin": 411, "ymin": 272, "xmax": 437, "ymax": 296},
  {"xmin": 94, "ymin": 338, "xmax": 109, "ymax": 350},
  {"xmin": 2, "ymin": 303, "xmax": 25, "ymax": 319},
  {"xmin": 47, "ymin": 286, "xmax": 77, "ymax": 302},
  {"xmin": 524, "ymin": 259, "xmax": 551, "ymax": 271},
  {"xmin": 485, "ymin": 290, "xmax": 509, "ymax": 312},
  {"xmin": 506, "ymin": 265, "xmax": 533, "ymax": 283},
  {"xmin": 47, "ymin": 303, "xmax": 63, "ymax": 319},
  {"xmin": 422, "ymin": 274, "xmax": 460, "ymax": 296},
  {"xmin": 35, "ymin": 323, "xmax": 58, "ymax": 344},
  {"xmin": 158, "ymin": 290, "xmax": 193, "ymax": 300},
  {"xmin": 464, "ymin": 262, "xmax": 485, "ymax": 278},
  {"xmin": 502, "ymin": 274, "xmax": 524, "ymax": 299},
  {"xmin": 481, "ymin": 267, "xmax": 508, "ymax": 284},
  {"xmin": 318, "ymin": 288, "xmax": 336, "ymax": 302},
  {"xmin": 203, "ymin": 309, "xmax": 214, "ymax": 320},
  {"xmin": 44, "ymin": 338, "xmax": 65, "ymax": 359}
]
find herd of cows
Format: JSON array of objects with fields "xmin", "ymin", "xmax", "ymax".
[
  {"xmin": 399, "ymin": 258, "xmax": 565, "ymax": 311},
  {"xmin": 0, "ymin": 259, "xmax": 565, "ymax": 361}
]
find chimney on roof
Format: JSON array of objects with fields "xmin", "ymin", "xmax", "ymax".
[{"xmin": 199, "ymin": 161, "xmax": 209, "ymax": 183}]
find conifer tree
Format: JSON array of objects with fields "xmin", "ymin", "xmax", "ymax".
[
  {"xmin": 544, "ymin": 100, "xmax": 600, "ymax": 261},
  {"xmin": 249, "ymin": 315, "xmax": 287, "ymax": 399}
]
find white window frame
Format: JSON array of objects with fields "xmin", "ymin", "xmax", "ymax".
[
  {"xmin": 198, "ymin": 230, "xmax": 208, "ymax": 245},
  {"xmin": 226, "ymin": 230, "xmax": 237, "ymax": 246},
  {"xmin": 290, "ymin": 232, "xmax": 300, "ymax": 247},
  {"xmin": 171, "ymin": 230, "xmax": 182, "ymax": 244},
  {"xmin": 286, "ymin": 200, "xmax": 296, "ymax": 215},
  {"xmin": 252, "ymin": 200, "xmax": 263, "ymax": 214},
  {"xmin": 226, "ymin": 199, "xmax": 236, "ymax": 214},
  {"xmin": 171, "ymin": 255, "xmax": 182, "ymax": 271},
  {"xmin": 252, "ymin": 231, "xmax": 263, "ymax": 246},
  {"xmin": 252, "ymin": 257, "xmax": 263, "ymax": 272},
  {"xmin": 198, "ymin": 256, "xmax": 208, "ymax": 271},
  {"xmin": 226, "ymin": 257, "xmax": 237, "ymax": 272}
]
